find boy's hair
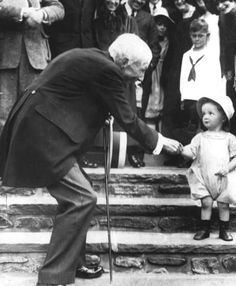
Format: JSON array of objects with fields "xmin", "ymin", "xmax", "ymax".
[{"xmin": 190, "ymin": 18, "xmax": 209, "ymax": 34}]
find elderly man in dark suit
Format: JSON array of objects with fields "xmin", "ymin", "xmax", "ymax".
[
  {"xmin": 0, "ymin": 0, "xmax": 64, "ymax": 133},
  {"xmin": 0, "ymin": 33, "xmax": 181, "ymax": 286}
]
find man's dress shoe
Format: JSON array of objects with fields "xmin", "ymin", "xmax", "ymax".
[
  {"xmin": 80, "ymin": 157, "xmax": 98, "ymax": 168},
  {"xmin": 76, "ymin": 265, "xmax": 104, "ymax": 279},
  {"xmin": 128, "ymin": 154, "xmax": 142, "ymax": 168},
  {"xmin": 128, "ymin": 154, "xmax": 145, "ymax": 168}
]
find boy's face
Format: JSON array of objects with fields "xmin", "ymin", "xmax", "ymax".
[
  {"xmin": 156, "ymin": 21, "xmax": 167, "ymax": 37},
  {"xmin": 216, "ymin": 0, "xmax": 236, "ymax": 14},
  {"xmin": 190, "ymin": 29, "xmax": 209, "ymax": 50}
]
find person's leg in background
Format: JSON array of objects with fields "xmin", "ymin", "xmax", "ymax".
[
  {"xmin": 227, "ymin": 77, "xmax": 236, "ymax": 135},
  {"xmin": 125, "ymin": 80, "xmax": 146, "ymax": 167},
  {"xmin": 127, "ymin": 76, "xmax": 152, "ymax": 168},
  {"xmin": 0, "ymin": 69, "xmax": 17, "ymax": 133}
]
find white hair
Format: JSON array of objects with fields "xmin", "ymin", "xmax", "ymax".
[{"xmin": 108, "ymin": 33, "xmax": 152, "ymax": 66}]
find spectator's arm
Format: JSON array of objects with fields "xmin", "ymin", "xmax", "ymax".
[
  {"xmin": 147, "ymin": 16, "xmax": 161, "ymax": 69},
  {"xmin": 41, "ymin": 0, "xmax": 65, "ymax": 24},
  {"xmin": 179, "ymin": 53, "xmax": 189, "ymax": 102}
]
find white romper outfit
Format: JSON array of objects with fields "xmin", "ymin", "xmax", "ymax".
[{"xmin": 187, "ymin": 131, "xmax": 236, "ymax": 204}]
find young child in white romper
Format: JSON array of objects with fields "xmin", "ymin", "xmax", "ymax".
[{"xmin": 181, "ymin": 95, "xmax": 236, "ymax": 241}]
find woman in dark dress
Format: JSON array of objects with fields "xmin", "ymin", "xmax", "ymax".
[{"xmin": 94, "ymin": 0, "xmax": 139, "ymax": 50}]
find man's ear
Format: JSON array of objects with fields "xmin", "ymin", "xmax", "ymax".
[{"xmin": 119, "ymin": 57, "xmax": 129, "ymax": 68}]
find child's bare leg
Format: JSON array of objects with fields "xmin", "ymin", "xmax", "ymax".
[
  {"xmin": 217, "ymin": 201, "xmax": 233, "ymax": 241},
  {"xmin": 194, "ymin": 196, "xmax": 213, "ymax": 240},
  {"xmin": 218, "ymin": 202, "xmax": 230, "ymax": 221},
  {"xmin": 201, "ymin": 196, "xmax": 213, "ymax": 220}
]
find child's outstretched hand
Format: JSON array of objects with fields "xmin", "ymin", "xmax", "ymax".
[{"xmin": 162, "ymin": 137, "xmax": 183, "ymax": 154}]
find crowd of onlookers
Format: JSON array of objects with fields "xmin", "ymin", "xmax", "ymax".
[{"xmin": 1, "ymin": 0, "xmax": 236, "ymax": 168}]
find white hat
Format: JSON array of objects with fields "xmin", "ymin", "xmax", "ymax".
[
  {"xmin": 197, "ymin": 95, "xmax": 235, "ymax": 127},
  {"xmin": 153, "ymin": 7, "xmax": 174, "ymax": 23}
]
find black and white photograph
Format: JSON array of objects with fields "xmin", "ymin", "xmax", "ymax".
[{"xmin": 1, "ymin": 1, "xmax": 236, "ymax": 286}]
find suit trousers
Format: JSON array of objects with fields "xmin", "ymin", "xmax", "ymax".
[
  {"xmin": 37, "ymin": 162, "xmax": 97, "ymax": 285},
  {"xmin": 0, "ymin": 41, "xmax": 41, "ymax": 133}
]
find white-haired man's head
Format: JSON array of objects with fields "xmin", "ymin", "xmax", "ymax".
[{"xmin": 108, "ymin": 33, "xmax": 152, "ymax": 81}]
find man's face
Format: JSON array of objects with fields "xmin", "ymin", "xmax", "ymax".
[
  {"xmin": 216, "ymin": 0, "xmax": 236, "ymax": 14},
  {"xmin": 174, "ymin": 0, "xmax": 188, "ymax": 12},
  {"xmin": 121, "ymin": 60, "xmax": 149, "ymax": 81},
  {"xmin": 128, "ymin": 0, "xmax": 147, "ymax": 11},
  {"xmin": 105, "ymin": 0, "xmax": 120, "ymax": 12}
]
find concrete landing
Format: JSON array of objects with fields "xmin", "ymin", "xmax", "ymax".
[{"xmin": 1, "ymin": 272, "xmax": 236, "ymax": 286}]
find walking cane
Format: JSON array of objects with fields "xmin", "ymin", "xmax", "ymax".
[{"xmin": 103, "ymin": 115, "xmax": 114, "ymax": 283}]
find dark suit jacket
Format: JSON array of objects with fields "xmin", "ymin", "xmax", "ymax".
[
  {"xmin": 94, "ymin": 4, "xmax": 139, "ymax": 51},
  {"xmin": 219, "ymin": 12, "xmax": 236, "ymax": 74},
  {"xmin": 135, "ymin": 9, "xmax": 160, "ymax": 68},
  {"xmin": 0, "ymin": 0, "xmax": 64, "ymax": 70},
  {"xmin": 47, "ymin": 0, "xmax": 98, "ymax": 58},
  {"xmin": 0, "ymin": 48, "xmax": 159, "ymax": 188},
  {"xmin": 142, "ymin": 0, "xmax": 176, "ymax": 19}
]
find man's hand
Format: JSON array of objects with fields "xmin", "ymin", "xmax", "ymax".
[
  {"xmin": 23, "ymin": 7, "xmax": 44, "ymax": 28},
  {"xmin": 162, "ymin": 136, "xmax": 183, "ymax": 154}
]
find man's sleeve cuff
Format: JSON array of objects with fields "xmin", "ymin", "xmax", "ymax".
[
  {"xmin": 153, "ymin": 133, "xmax": 164, "ymax": 155},
  {"xmin": 19, "ymin": 8, "xmax": 27, "ymax": 22}
]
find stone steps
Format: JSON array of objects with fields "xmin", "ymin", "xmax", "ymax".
[
  {"xmin": 0, "ymin": 231, "xmax": 236, "ymax": 274},
  {"xmin": 0, "ymin": 167, "xmax": 193, "ymax": 232},
  {"xmin": 1, "ymin": 192, "xmax": 236, "ymax": 232},
  {"xmin": 1, "ymin": 167, "xmax": 236, "ymax": 276},
  {"xmin": 0, "ymin": 167, "xmax": 189, "ymax": 198}
]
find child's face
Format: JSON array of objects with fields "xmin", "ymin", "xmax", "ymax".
[
  {"xmin": 201, "ymin": 102, "xmax": 226, "ymax": 131},
  {"xmin": 156, "ymin": 21, "xmax": 167, "ymax": 37},
  {"xmin": 216, "ymin": 0, "xmax": 236, "ymax": 14},
  {"xmin": 190, "ymin": 29, "xmax": 209, "ymax": 50}
]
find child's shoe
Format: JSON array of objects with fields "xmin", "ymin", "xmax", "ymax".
[
  {"xmin": 193, "ymin": 219, "xmax": 210, "ymax": 240},
  {"xmin": 219, "ymin": 220, "xmax": 233, "ymax": 241}
]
